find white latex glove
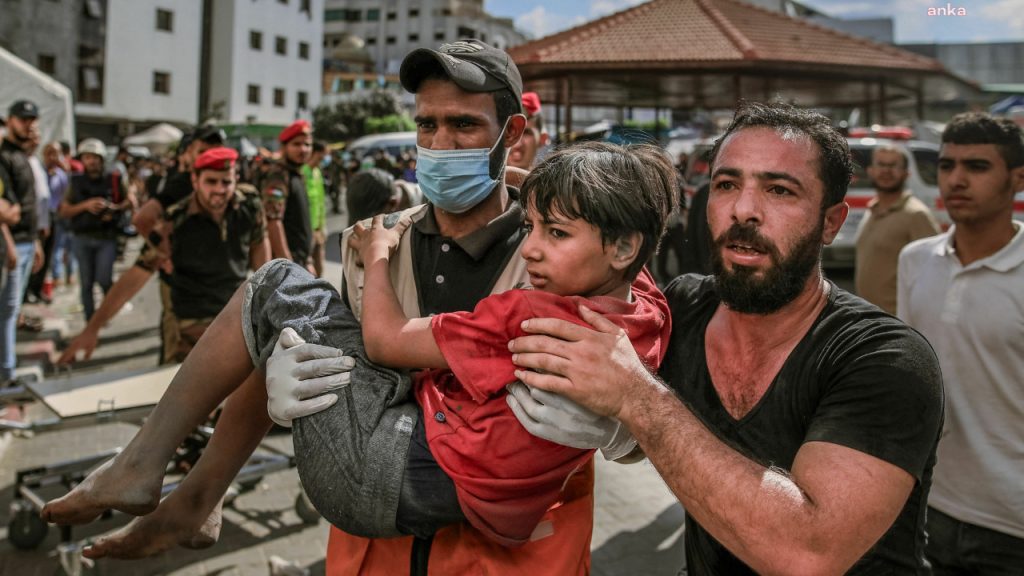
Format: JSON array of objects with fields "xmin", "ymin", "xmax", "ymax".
[
  {"xmin": 266, "ymin": 327, "xmax": 355, "ymax": 427},
  {"xmin": 506, "ymin": 381, "xmax": 637, "ymax": 461}
]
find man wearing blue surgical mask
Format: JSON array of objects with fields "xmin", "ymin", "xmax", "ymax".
[{"xmin": 261, "ymin": 40, "xmax": 606, "ymax": 576}]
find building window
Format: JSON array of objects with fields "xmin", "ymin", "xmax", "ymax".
[
  {"xmin": 346, "ymin": 9, "xmax": 362, "ymax": 22},
  {"xmin": 153, "ymin": 71, "xmax": 171, "ymax": 94},
  {"xmin": 77, "ymin": 44, "xmax": 103, "ymax": 104},
  {"xmin": 250, "ymin": 30, "xmax": 263, "ymax": 50},
  {"xmin": 409, "ymin": 8, "xmax": 419, "ymax": 18},
  {"xmin": 300, "ymin": 0, "xmax": 311, "ymax": 15},
  {"xmin": 387, "ymin": 11, "xmax": 396, "ymax": 21},
  {"xmin": 457, "ymin": 26, "xmax": 476, "ymax": 39},
  {"xmin": 278, "ymin": 0, "xmax": 287, "ymax": 4},
  {"xmin": 298, "ymin": 91, "xmax": 308, "ymax": 110},
  {"xmin": 434, "ymin": 31, "xmax": 445, "ymax": 41},
  {"xmin": 156, "ymin": 8, "xmax": 173, "ymax": 32},
  {"xmin": 386, "ymin": 36, "xmax": 396, "ymax": 45},
  {"xmin": 366, "ymin": 37, "xmax": 377, "ymax": 46},
  {"xmin": 408, "ymin": 33, "xmax": 419, "ymax": 43},
  {"xmin": 37, "ymin": 54, "xmax": 56, "ymax": 75},
  {"xmin": 325, "ymin": 9, "xmax": 345, "ymax": 21},
  {"xmin": 367, "ymin": 8, "xmax": 380, "ymax": 21},
  {"xmin": 299, "ymin": 41, "xmax": 310, "ymax": 60},
  {"xmin": 247, "ymin": 84, "xmax": 260, "ymax": 104},
  {"xmin": 273, "ymin": 88, "xmax": 286, "ymax": 107},
  {"xmin": 275, "ymin": 36, "xmax": 287, "ymax": 55},
  {"xmin": 84, "ymin": 0, "xmax": 102, "ymax": 18}
]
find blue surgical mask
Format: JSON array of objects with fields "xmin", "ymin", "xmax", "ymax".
[{"xmin": 415, "ymin": 120, "xmax": 510, "ymax": 214}]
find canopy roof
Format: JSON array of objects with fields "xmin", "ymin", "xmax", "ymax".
[{"xmin": 508, "ymin": 0, "xmax": 977, "ymax": 114}]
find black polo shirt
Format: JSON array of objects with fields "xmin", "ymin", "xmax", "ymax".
[
  {"xmin": 166, "ymin": 187, "xmax": 266, "ymax": 319},
  {"xmin": 410, "ymin": 198, "xmax": 525, "ymax": 316}
]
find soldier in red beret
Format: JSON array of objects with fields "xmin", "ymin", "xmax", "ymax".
[
  {"xmin": 509, "ymin": 92, "xmax": 549, "ymax": 172},
  {"xmin": 60, "ymin": 146, "xmax": 270, "ymax": 363},
  {"xmin": 259, "ymin": 120, "xmax": 314, "ymax": 271}
]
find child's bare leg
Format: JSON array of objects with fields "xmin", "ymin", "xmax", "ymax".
[
  {"xmin": 42, "ymin": 286, "xmax": 254, "ymax": 525},
  {"xmin": 84, "ymin": 369, "xmax": 274, "ymax": 559}
]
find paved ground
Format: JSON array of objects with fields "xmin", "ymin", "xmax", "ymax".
[{"xmin": 0, "ymin": 214, "xmax": 690, "ymax": 576}]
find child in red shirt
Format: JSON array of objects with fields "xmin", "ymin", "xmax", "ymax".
[{"xmin": 41, "ymin": 141, "xmax": 679, "ymax": 557}]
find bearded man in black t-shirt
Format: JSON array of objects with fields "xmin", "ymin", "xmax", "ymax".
[{"xmin": 507, "ymin": 102, "xmax": 944, "ymax": 575}]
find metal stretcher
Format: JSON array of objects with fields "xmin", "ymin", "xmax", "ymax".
[{"xmin": 0, "ymin": 364, "xmax": 313, "ymax": 575}]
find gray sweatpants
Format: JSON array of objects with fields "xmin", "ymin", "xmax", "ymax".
[{"xmin": 241, "ymin": 259, "xmax": 417, "ymax": 538}]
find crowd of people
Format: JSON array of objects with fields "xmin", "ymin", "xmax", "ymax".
[{"xmin": 2, "ymin": 36, "xmax": 1021, "ymax": 576}]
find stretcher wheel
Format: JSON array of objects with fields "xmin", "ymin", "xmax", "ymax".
[
  {"xmin": 8, "ymin": 507, "xmax": 49, "ymax": 549},
  {"xmin": 295, "ymin": 491, "xmax": 321, "ymax": 525}
]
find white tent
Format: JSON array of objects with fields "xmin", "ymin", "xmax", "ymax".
[
  {"xmin": 122, "ymin": 122, "xmax": 183, "ymax": 154},
  {"xmin": 0, "ymin": 46, "xmax": 75, "ymax": 147}
]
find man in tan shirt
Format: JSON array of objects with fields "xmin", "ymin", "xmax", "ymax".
[{"xmin": 854, "ymin": 145, "xmax": 940, "ymax": 313}]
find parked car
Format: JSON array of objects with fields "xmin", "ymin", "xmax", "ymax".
[
  {"xmin": 672, "ymin": 133, "xmax": 1024, "ymax": 270},
  {"xmin": 823, "ymin": 137, "xmax": 942, "ymax": 268},
  {"xmin": 347, "ymin": 131, "xmax": 416, "ymax": 161}
]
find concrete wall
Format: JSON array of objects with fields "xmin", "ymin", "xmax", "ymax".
[
  {"xmin": 901, "ymin": 42, "xmax": 1024, "ymax": 85},
  {"xmin": 324, "ymin": 0, "xmax": 526, "ymax": 75},
  {"xmin": 0, "ymin": 0, "xmax": 83, "ymax": 96},
  {"xmin": 209, "ymin": 0, "xmax": 324, "ymax": 125},
  {"xmin": 86, "ymin": 0, "xmax": 202, "ymax": 125}
]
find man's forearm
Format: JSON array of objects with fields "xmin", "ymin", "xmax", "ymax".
[
  {"xmin": 132, "ymin": 199, "xmax": 163, "ymax": 237},
  {"xmin": 81, "ymin": 266, "xmax": 156, "ymax": 335},
  {"xmin": 622, "ymin": 375, "xmax": 855, "ymax": 575},
  {"xmin": 266, "ymin": 220, "xmax": 291, "ymax": 261}
]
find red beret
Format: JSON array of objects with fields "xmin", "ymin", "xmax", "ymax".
[
  {"xmin": 522, "ymin": 92, "xmax": 541, "ymax": 117},
  {"xmin": 193, "ymin": 147, "xmax": 238, "ymax": 172},
  {"xmin": 279, "ymin": 120, "xmax": 311, "ymax": 143}
]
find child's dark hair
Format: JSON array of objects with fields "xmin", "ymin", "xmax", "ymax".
[{"xmin": 520, "ymin": 141, "xmax": 679, "ymax": 281}]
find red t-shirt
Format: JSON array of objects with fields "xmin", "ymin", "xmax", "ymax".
[{"xmin": 416, "ymin": 269, "xmax": 671, "ymax": 546}]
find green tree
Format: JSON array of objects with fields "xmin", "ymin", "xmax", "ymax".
[{"xmin": 313, "ymin": 89, "xmax": 411, "ymax": 142}]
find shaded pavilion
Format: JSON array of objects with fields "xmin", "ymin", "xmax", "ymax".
[{"xmin": 507, "ymin": 0, "xmax": 978, "ymax": 136}]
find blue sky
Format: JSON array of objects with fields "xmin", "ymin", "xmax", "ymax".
[{"xmin": 485, "ymin": 0, "xmax": 1024, "ymax": 44}]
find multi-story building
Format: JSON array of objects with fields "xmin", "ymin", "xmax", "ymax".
[
  {"xmin": 1, "ymin": 0, "xmax": 323, "ymax": 141},
  {"xmin": 323, "ymin": 0, "xmax": 526, "ymax": 76},
  {"xmin": 0, "ymin": 0, "xmax": 84, "ymax": 97},
  {"xmin": 207, "ymin": 0, "xmax": 324, "ymax": 126},
  {"xmin": 76, "ymin": 0, "xmax": 203, "ymax": 140}
]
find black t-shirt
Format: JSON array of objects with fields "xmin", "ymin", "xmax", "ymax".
[
  {"xmin": 283, "ymin": 163, "xmax": 312, "ymax": 265},
  {"xmin": 165, "ymin": 186, "xmax": 265, "ymax": 319},
  {"xmin": 68, "ymin": 171, "xmax": 122, "ymax": 239},
  {"xmin": 156, "ymin": 169, "xmax": 193, "ymax": 209},
  {"xmin": 659, "ymin": 275, "xmax": 942, "ymax": 575}
]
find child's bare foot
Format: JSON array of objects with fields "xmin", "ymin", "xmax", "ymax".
[
  {"xmin": 40, "ymin": 454, "xmax": 164, "ymax": 525},
  {"xmin": 82, "ymin": 497, "xmax": 224, "ymax": 559}
]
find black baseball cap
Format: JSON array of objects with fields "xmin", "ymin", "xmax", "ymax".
[
  {"xmin": 193, "ymin": 123, "xmax": 227, "ymax": 145},
  {"xmin": 177, "ymin": 132, "xmax": 195, "ymax": 156},
  {"xmin": 8, "ymin": 100, "xmax": 39, "ymax": 119},
  {"xmin": 400, "ymin": 39, "xmax": 523, "ymax": 113}
]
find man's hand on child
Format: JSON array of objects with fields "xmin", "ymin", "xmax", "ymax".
[
  {"xmin": 348, "ymin": 214, "xmax": 412, "ymax": 265},
  {"xmin": 266, "ymin": 327, "xmax": 355, "ymax": 427},
  {"xmin": 506, "ymin": 381, "xmax": 638, "ymax": 461}
]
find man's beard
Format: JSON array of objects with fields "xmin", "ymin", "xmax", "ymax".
[
  {"xmin": 875, "ymin": 180, "xmax": 905, "ymax": 195},
  {"xmin": 709, "ymin": 220, "xmax": 823, "ymax": 315}
]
